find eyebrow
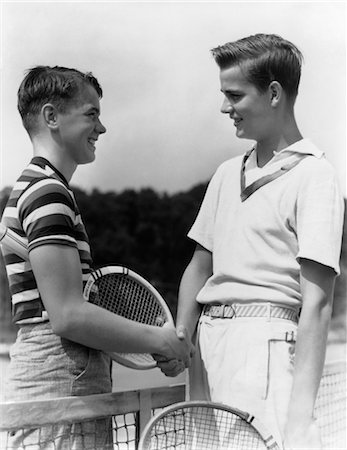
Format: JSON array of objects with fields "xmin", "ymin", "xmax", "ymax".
[
  {"xmin": 220, "ymin": 88, "xmax": 242, "ymax": 94},
  {"xmin": 86, "ymin": 106, "xmax": 100, "ymax": 114}
]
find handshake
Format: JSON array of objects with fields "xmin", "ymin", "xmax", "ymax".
[{"xmin": 153, "ymin": 325, "xmax": 195, "ymax": 377}]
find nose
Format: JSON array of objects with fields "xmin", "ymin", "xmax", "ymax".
[
  {"xmin": 221, "ymin": 97, "xmax": 233, "ymax": 115},
  {"xmin": 96, "ymin": 118, "xmax": 106, "ymax": 135}
]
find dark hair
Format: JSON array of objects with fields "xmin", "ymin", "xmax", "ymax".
[
  {"xmin": 17, "ymin": 66, "xmax": 103, "ymax": 134},
  {"xmin": 211, "ymin": 34, "xmax": 303, "ymax": 100}
]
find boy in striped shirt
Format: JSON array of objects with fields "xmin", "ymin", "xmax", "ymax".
[{"xmin": 1, "ymin": 66, "xmax": 192, "ymax": 448}]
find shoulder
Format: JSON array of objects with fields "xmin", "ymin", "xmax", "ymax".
[
  {"xmin": 18, "ymin": 169, "xmax": 73, "ymax": 205},
  {"xmin": 212, "ymin": 154, "xmax": 244, "ymax": 180},
  {"xmin": 292, "ymin": 140, "xmax": 336, "ymax": 178},
  {"xmin": 298, "ymin": 154, "xmax": 339, "ymax": 184},
  {"xmin": 17, "ymin": 174, "xmax": 75, "ymax": 220},
  {"xmin": 217, "ymin": 154, "xmax": 244, "ymax": 171}
]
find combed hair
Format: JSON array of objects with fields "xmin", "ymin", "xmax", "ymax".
[
  {"xmin": 18, "ymin": 66, "xmax": 103, "ymax": 135},
  {"xmin": 211, "ymin": 34, "xmax": 303, "ymax": 99}
]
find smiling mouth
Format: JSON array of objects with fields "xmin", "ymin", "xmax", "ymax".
[{"xmin": 88, "ymin": 138, "xmax": 97, "ymax": 148}]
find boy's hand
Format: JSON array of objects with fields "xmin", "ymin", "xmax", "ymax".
[
  {"xmin": 283, "ymin": 418, "xmax": 322, "ymax": 450},
  {"xmin": 153, "ymin": 354, "xmax": 186, "ymax": 377},
  {"xmin": 154, "ymin": 324, "xmax": 195, "ymax": 377},
  {"xmin": 159, "ymin": 323, "xmax": 194, "ymax": 367}
]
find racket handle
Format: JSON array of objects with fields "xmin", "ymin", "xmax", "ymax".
[{"xmin": 0, "ymin": 223, "xmax": 28, "ymax": 259}]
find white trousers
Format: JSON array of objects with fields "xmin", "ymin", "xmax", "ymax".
[{"xmin": 188, "ymin": 315, "xmax": 298, "ymax": 449}]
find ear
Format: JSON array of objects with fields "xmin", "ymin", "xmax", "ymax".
[
  {"xmin": 268, "ymin": 81, "xmax": 282, "ymax": 107},
  {"xmin": 41, "ymin": 104, "xmax": 59, "ymax": 129}
]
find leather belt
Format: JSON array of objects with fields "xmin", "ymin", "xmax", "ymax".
[{"xmin": 203, "ymin": 303, "xmax": 299, "ymax": 323}]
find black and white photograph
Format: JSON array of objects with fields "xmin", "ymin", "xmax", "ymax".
[{"xmin": 0, "ymin": 2, "xmax": 345, "ymax": 449}]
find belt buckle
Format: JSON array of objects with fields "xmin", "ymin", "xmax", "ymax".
[
  {"xmin": 211, "ymin": 305, "xmax": 236, "ymax": 319},
  {"xmin": 209, "ymin": 305, "xmax": 226, "ymax": 318}
]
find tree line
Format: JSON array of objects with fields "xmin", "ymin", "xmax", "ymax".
[
  {"xmin": 0, "ymin": 182, "xmax": 208, "ymax": 338},
  {"xmin": 0, "ymin": 185, "xmax": 345, "ymax": 343}
]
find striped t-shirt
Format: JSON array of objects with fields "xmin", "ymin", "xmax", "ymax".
[{"xmin": 1, "ymin": 157, "xmax": 92, "ymax": 324}]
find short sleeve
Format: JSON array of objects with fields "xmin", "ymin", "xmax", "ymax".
[
  {"xmin": 296, "ymin": 159, "xmax": 344, "ymax": 274},
  {"xmin": 18, "ymin": 178, "xmax": 79, "ymax": 252},
  {"xmin": 187, "ymin": 166, "xmax": 225, "ymax": 252}
]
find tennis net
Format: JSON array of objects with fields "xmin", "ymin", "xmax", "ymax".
[
  {"xmin": 0, "ymin": 385, "xmax": 185, "ymax": 450},
  {"xmin": 0, "ymin": 361, "xmax": 345, "ymax": 449},
  {"xmin": 315, "ymin": 360, "xmax": 346, "ymax": 449}
]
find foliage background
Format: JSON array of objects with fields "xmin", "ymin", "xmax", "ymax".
[
  {"xmin": 0, "ymin": 185, "xmax": 345, "ymax": 346},
  {"xmin": 0, "ymin": 183, "xmax": 207, "ymax": 340}
]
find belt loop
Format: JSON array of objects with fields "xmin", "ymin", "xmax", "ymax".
[
  {"xmin": 266, "ymin": 302, "xmax": 271, "ymax": 322},
  {"xmin": 285, "ymin": 331, "xmax": 296, "ymax": 342}
]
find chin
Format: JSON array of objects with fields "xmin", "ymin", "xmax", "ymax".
[
  {"xmin": 236, "ymin": 129, "xmax": 255, "ymax": 141},
  {"xmin": 236, "ymin": 130, "xmax": 246, "ymax": 139},
  {"xmin": 80, "ymin": 154, "xmax": 96, "ymax": 165}
]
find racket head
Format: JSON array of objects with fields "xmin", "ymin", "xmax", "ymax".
[
  {"xmin": 83, "ymin": 266, "xmax": 174, "ymax": 370},
  {"xmin": 138, "ymin": 401, "xmax": 280, "ymax": 450}
]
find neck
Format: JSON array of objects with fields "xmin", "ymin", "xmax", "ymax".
[
  {"xmin": 32, "ymin": 139, "xmax": 77, "ymax": 182},
  {"xmin": 256, "ymin": 115, "xmax": 302, "ymax": 167}
]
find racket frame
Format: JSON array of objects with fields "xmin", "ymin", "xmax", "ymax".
[{"xmin": 138, "ymin": 400, "xmax": 280, "ymax": 450}]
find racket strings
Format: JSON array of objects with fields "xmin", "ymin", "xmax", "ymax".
[
  {"xmin": 89, "ymin": 274, "xmax": 166, "ymax": 325},
  {"xmin": 146, "ymin": 406, "xmax": 268, "ymax": 450}
]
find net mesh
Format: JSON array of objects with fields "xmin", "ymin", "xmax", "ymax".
[
  {"xmin": 88, "ymin": 273, "xmax": 169, "ymax": 367},
  {"xmin": 3, "ymin": 416, "xmax": 134, "ymax": 450},
  {"xmin": 89, "ymin": 274, "xmax": 167, "ymax": 326},
  {"xmin": 315, "ymin": 364, "xmax": 346, "ymax": 449}
]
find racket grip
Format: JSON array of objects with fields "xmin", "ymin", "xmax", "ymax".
[{"xmin": 0, "ymin": 223, "xmax": 28, "ymax": 259}]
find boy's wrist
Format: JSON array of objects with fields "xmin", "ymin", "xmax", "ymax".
[
  {"xmin": 176, "ymin": 322, "xmax": 193, "ymax": 342},
  {"xmin": 286, "ymin": 410, "xmax": 316, "ymax": 430}
]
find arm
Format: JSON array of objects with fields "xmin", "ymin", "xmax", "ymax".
[
  {"xmin": 176, "ymin": 243, "xmax": 213, "ymax": 342},
  {"xmin": 156, "ymin": 244, "xmax": 212, "ymax": 376},
  {"xmin": 29, "ymin": 244, "xmax": 192, "ymax": 364},
  {"xmin": 283, "ymin": 258, "xmax": 336, "ymax": 449}
]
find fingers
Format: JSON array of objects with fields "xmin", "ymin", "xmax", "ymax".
[
  {"xmin": 156, "ymin": 358, "xmax": 186, "ymax": 377},
  {"xmin": 283, "ymin": 419, "xmax": 322, "ymax": 450},
  {"xmin": 160, "ymin": 324, "xmax": 194, "ymax": 366},
  {"xmin": 152, "ymin": 353, "xmax": 168, "ymax": 362}
]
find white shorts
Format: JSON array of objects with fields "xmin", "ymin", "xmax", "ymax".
[{"xmin": 188, "ymin": 314, "xmax": 298, "ymax": 449}]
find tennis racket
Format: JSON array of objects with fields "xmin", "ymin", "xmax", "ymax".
[
  {"xmin": 83, "ymin": 265, "xmax": 175, "ymax": 369},
  {"xmin": 139, "ymin": 401, "xmax": 280, "ymax": 450},
  {"xmin": 0, "ymin": 223, "xmax": 175, "ymax": 370}
]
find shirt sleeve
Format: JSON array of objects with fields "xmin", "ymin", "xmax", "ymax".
[
  {"xmin": 296, "ymin": 158, "xmax": 345, "ymax": 275},
  {"xmin": 17, "ymin": 178, "xmax": 79, "ymax": 253},
  {"xmin": 187, "ymin": 165, "xmax": 225, "ymax": 252}
]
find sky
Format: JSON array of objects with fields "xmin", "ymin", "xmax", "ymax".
[{"xmin": 0, "ymin": 1, "xmax": 346, "ymax": 195}]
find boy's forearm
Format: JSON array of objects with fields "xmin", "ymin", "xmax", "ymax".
[
  {"xmin": 176, "ymin": 245, "xmax": 212, "ymax": 341},
  {"xmin": 286, "ymin": 259, "xmax": 335, "ymax": 428},
  {"xmin": 286, "ymin": 300, "xmax": 332, "ymax": 422},
  {"xmin": 176, "ymin": 266, "xmax": 204, "ymax": 340},
  {"xmin": 30, "ymin": 244, "xmax": 191, "ymax": 361},
  {"xmin": 59, "ymin": 300, "xmax": 169, "ymax": 353}
]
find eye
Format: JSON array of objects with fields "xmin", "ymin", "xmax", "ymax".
[
  {"xmin": 227, "ymin": 93, "xmax": 241, "ymax": 101},
  {"xmin": 87, "ymin": 111, "xmax": 99, "ymax": 120}
]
